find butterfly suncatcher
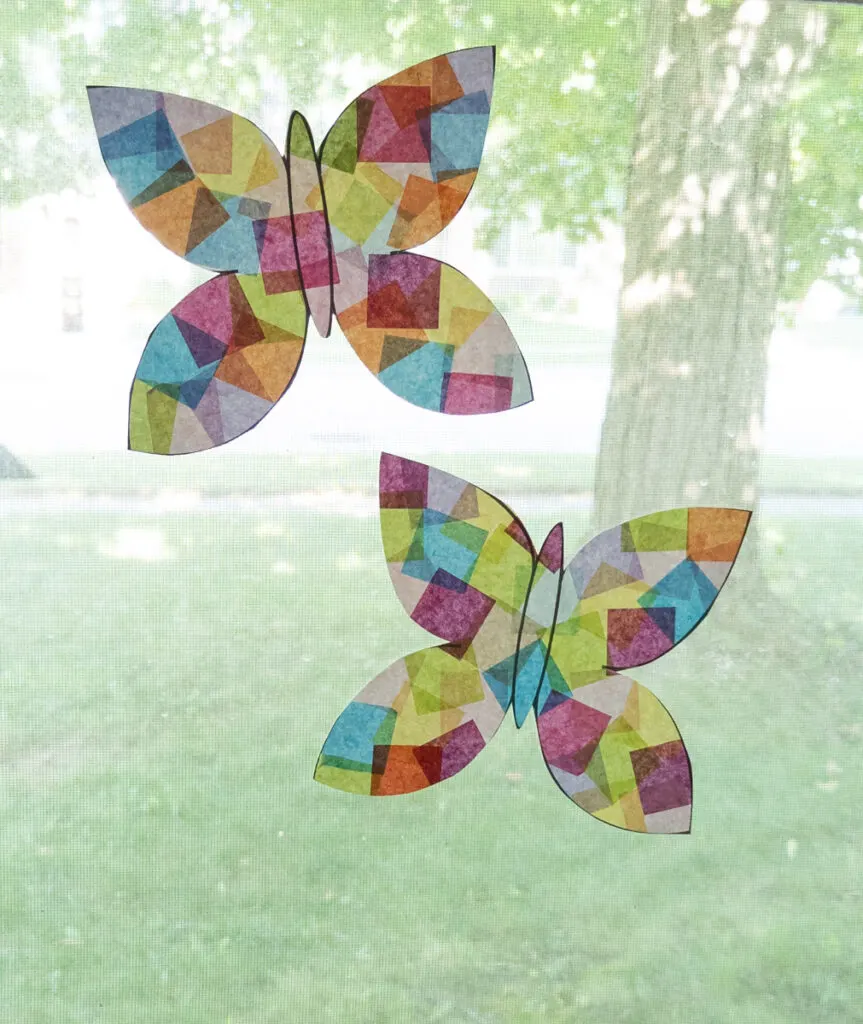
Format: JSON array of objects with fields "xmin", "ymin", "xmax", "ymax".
[
  {"xmin": 87, "ymin": 47, "xmax": 532, "ymax": 455},
  {"xmin": 315, "ymin": 455, "xmax": 751, "ymax": 834}
]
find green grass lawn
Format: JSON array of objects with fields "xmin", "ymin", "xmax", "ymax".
[{"xmin": 0, "ymin": 484, "xmax": 861, "ymax": 1022}]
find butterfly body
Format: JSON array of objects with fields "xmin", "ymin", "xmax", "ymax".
[
  {"xmin": 315, "ymin": 454, "xmax": 751, "ymax": 834},
  {"xmin": 285, "ymin": 110, "xmax": 334, "ymax": 337},
  {"xmin": 88, "ymin": 48, "xmax": 533, "ymax": 454},
  {"xmin": 512, "ymin": 523, "xmax": 564, "ymax": 728}
]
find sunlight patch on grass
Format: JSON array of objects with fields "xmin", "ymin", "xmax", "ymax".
[
  {"xmin": 336, "ymin": 551, "xmax": 370, "ymax": 571},
  {"xmin": 256, "ymin": 522, "xmax": 285, "ymax": 537},
  {"xmin": 152, "ymin": 490, "xmax": 202, "ymax": 512},
  {"xmin": 98, "ymin": 527, "xmax": 174, "ymax": 561},
  {"xmin": 284, "ymin": 491, "xmax": 376, "ymax": 517}
]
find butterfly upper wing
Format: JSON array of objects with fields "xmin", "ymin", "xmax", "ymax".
[
  {"xmin": 551, "ymin": 508, "xmax": 752, "ymax": 678},
  {"xmin": 317, "ymin": 49, "xmax": 532, "ymax": 414},
  {"xmin": 314, "ymin": 454, "xmax": 537, "ymax": 795},
  {"xmin": 535, "ymin": 507, "xmax": 751, "ymax": 833},
  {"xmin": 88, "ymin": 87, "xmax": 290, "ymax": 274},
  {"xmin": 379, "ymin": 453, "xmax": 535, "ymax": 649},
  {"xmin": 319, "ymin": 47, "xmax": 494, "ymax": 259}
]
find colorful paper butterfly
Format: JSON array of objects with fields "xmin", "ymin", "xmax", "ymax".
[
  {"xmin": 87, "ymin": 47, "xmax": 532, "ymax": 455},
  {"xmin": 315, "ymin": 454, "xmax": 751, "ymax": 834}
]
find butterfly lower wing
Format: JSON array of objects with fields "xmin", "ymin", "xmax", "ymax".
[
  {"xmin": 88, "ymin": 88, "xmax": 290, "ymax": 275},
  {"xmin": 315, "ymin": 642, "xmax": 509, "ymax": 795},
  {"xmin": 318, "ymin": 47, "xmax": 494, "ymax": 258},
  {"xmin": 130, "ymin": 273, "xmax": 308, "ymax": 453},
  {"xmin": 335, "ymin": 253, "xmax": 532, "ymax": 413},
  {"xmin": 535, "ymin": 672, "xmax": 692, "ymax": 833}
]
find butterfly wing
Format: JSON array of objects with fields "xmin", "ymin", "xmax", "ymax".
[
  {"xmin": 535, "ymin": 673, "xmax": 693, "ymax": 833},
  {"xmin": 314, "ymin": 642, "xmax": 511, "ymax": 796},
  {"xmin": 89, "ymin": 88, "xmax": 310, "ymax": 453},
  {"xmin": 535, "ymin": 507, "xmax": 751, "ymax": 832},
  {"xmin": 88, "ymin": 87, "xmax": 290, "ymax": 273},
  {"xmin": 379, "ymin": 453, "xmax": 535, "ymax": 647},
  {"xmin": 552, "ymin": 508, "xmax": 752, "ymax": 678},
  {"xmin": 318, "ymin": 49, "xmax": 532, "ymax": 414},
  {"xmin": 129, "ymin": 273, "xmax": 308, "ymax": 454},
  {"xmin": 319, "ymin": 47, "xmax": 494, "ymax": 258},
  {"xmin": 314, "ymin": 454, "xmax": 537, "ymax": 795},
  {"xmin": 333, "ymin": 252, "xmax": 532, "ymax": 413}
]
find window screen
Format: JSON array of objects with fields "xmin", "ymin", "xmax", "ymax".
[{"xmin": 0, "ymin": 2, "xmax": 860, "ymax": 1021}]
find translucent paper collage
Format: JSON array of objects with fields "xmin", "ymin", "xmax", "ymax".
[
  {"xmin": 87, "ymin": 47, "xmax": 532, "ymax": 454},
  {"xmin": 315, "ymin": 455, "xmax": 750, "ymax": 834},
  {"xmin": 88, "ymin": 45, "xmax": 751, "ymax": 834}
]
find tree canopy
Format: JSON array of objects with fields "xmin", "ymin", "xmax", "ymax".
[{"xmin": 2, "ymin": 0, "xmax": 861, "ymax": 303}]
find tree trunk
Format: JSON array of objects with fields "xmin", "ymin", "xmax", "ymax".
[{"xmin": 594, "ymin": 0, "xmax": 825, "ymax": 527}]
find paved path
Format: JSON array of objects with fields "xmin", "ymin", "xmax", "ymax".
[{"xmin": 0, "ymin": 325, "xmax": 860, "ymax": 458}]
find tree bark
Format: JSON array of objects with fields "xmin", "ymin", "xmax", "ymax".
[{"xmin": 594, "ymin": 0, "xmax": 825, "ymax": 527}]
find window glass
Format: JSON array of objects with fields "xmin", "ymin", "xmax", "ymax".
[{"xmin": 1, "ymin": 2, "xmax": 860, "ymax": 1020}]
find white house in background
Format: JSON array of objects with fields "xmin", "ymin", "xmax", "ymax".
[
  {"xmin": 0, "ymin": 183, "xmax": 205, "ymax": 343},
  {"xmin": 0, "ymin": 187, "xmax": 623, "ymax": 339},
  {"xmin": 486, "ymin": 207, "xmax": 623, "ymax": 330},
  {"xmin": 1, "ymin": 183, "xmax": 859, "ymax": 459},
  {"xmin": 0, "ymin": 186, "xmax": 208, "ymax": 452}
]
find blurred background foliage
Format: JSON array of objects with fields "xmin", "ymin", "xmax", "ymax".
[
  {"xmin": 3, "ymin": 0, "xmax": 862, "ymax": 302},
  {"xmin": 1, "ymin": 4, "xmax": 863, "ymax": 1022}
]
